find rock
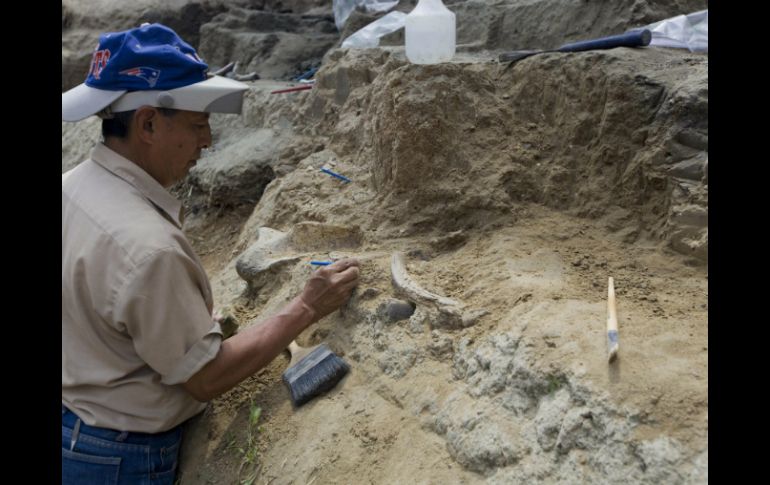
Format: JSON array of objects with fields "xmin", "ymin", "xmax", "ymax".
[
  {"xmin": 429, "ymin": 230, "xmax": 468, "ymax": 252},
  {"xmin": 235, "ymin": 227, "xmax": 299, "ymax": 289},
  {"xmin": 359, "ymin": 287, "xmax": 381, "ymax": 300},
  {"xmin": 667, "ymin": 153, "xmax": 707, "ymax": 181},
  {"xmin": 668, "ymin": 227, "xmax": 708, "ymax": 261},
  {"xmin": 376, "ymin": 298, "xmax": 416, "ymax": 322},
  {"xmin": 534, "ymin": 389, "xmax": 571, "ymax": 451},
  {"xmin": 634, "ymin": 437, "xmax": 685, "ymax": 484},
  {"xmin": 670, "ymin": 204, "xmax": 708, "ymax": 228},
  {"xmin": 427, "ymin": 330, "xmax": 454, "ymax": 360},
  {"xmin": 556, "ymin": 407, "xmax": 600, "ymax": 455},
  {"xmin": 445, "ymin": 419, "xmax": 525, "ymax": 473},
  {"xmin": 186, "ymin": 129, "xmax": 278, "ymax": 209},
  {"xmin": 377, "ymin": 344, "xmax": 419, "ymax": 379},
  {"xmin": 687, "ymin": 449, "xmax": 708, "ymax": 484},
  {"xmin": 453, "ymin": 333, "xmax": 519, "ymax": 398},
  {"xmin": 235, "ymin": 252, "xmax": 300, "ymax": 290},
  {"xmin": 289, "ymin": 221, "xmax": 363, "ymax": 251},
  {"xmin": 198, "ymin": 7, "xmax": 337, "ymax": 81}
]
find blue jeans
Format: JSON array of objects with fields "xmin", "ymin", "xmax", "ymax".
[{"xmin": 61, "ymin": 405, "xmax": 183, "ymax": 485}]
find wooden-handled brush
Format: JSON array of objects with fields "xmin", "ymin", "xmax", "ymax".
[
  {"xmin": 606, "ymin": 277, "xmax": 619, "ymax": 362},
  {"xmin": 282, "ymin": 340, "xmax": 350, "ymax": 406}
]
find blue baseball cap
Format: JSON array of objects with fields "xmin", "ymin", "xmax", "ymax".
[{"xmin": 62, "ymin": 23, "xmax": 249, "ymax": 122}]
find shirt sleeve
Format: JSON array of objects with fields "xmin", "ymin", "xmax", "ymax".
[{"xmin": 112, "ymin": 247, "xmax": 223, "ymax": 385}]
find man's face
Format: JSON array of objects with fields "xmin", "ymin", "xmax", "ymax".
[{"xmin": 150, "ymin": 110, "xmax": 212, "ymax": 187}]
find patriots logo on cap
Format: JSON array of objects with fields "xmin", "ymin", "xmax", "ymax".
[
  {"xmin": 119, "ymin": 67, "xmax": 161, "ymax": 87},
  {"xmin": 90, "ymin": 49, "xmax": 111, "ymax": 80}
]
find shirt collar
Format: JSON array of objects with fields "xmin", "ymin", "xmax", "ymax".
[{"xmin": 90, "ymin": 143, "xmax": 184, "ymax": 228}]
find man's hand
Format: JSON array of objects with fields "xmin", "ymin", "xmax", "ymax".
[
  {"xmin": 299, "ymin": 258, "xmax": 360, "ymax": 322},
  {"xmin": 184, "ymin": 258, "xmax": 360, "ymax": 401}
]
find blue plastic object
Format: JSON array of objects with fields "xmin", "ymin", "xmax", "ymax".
[
  {"xmin": 320, "ymin": 167, "xmax": 352, "ymax": 183},
  {"xmin": 558, "ymin": 30, "xmax": 651, "ymax": 52},
  {"xmin": 294, "ymin": 67, "xmax": 319, "ymax": 81},
  {"xmin": 499, "ymin": 29, "xmax": 651, "ymax": 63}
]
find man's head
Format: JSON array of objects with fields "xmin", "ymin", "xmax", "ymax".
[
  {"xmin": 62, "ymin": 23, "xmax": 248, "ymax": 122},
  {"xmin": 102, "ymin": 106, "xmax": 211, "ymax": 187},
  {"xmin": 62, "ymin": 23, "xmax": 248, "ymax": 186}
]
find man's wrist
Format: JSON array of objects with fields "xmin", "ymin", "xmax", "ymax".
[{"xmin": 294, "ymin": 296, "xmax": 317, "ymax": 326}]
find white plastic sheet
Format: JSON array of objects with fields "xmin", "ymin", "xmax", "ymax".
[
  {"xmin": 341, "ymin": 11, "xmax": 407, "ymax": 48},
  {"xmin": 631, "ymin": 10, "xmax": 708, "ymax": 53},
  {"xmin": 333, "ymin": 0, "xmax": 400, "ymax": 31}
]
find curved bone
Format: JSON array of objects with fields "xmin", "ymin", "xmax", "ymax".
[
  {"xmin": 391, "ymin": 252, "xmax": 461, "ymax": 308},
  {"xmin": 390, "ymin": 252, "xmax": 488, "ymax": 329}
]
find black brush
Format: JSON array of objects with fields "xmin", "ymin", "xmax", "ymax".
[{"xmin": 282, "ymin": 341, "xmax": 350, "ymax": 406}]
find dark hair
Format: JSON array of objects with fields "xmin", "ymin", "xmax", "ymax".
[{"xmin": 101, "ymin": 108, "xmax": 178, "ymax": 139}]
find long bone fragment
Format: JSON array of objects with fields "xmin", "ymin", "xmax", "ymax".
[{"xmin": 390, "ymin": 252, "xmax": 486, "ymax": 328}]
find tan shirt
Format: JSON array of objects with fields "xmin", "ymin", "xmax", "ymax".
[{"xmin": 62, "ymin": 143, "xmax": 222, "ymax": 433}]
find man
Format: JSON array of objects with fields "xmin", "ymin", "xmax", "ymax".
[{"xmin": 62, "ymin": 23, "xmax": 359, "ymax": 483}]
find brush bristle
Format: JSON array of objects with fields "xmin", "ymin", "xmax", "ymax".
[{"xmin": 283, "ymin": 345, "xmax": 350, "ymax": 406}]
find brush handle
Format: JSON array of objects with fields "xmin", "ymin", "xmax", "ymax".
[
  {"xmin": 607, "ymin": 277, "xmax": 619, "ymax": 362},
  {"xmin": 288, "ymin": 340, "xmax": 301, "ymax": 354},
  {"xmin": 558, "ymin": 29, "xmax": 651, "ymax": 53},
  {"xmin": 607, "ymin": 278, "xmax": 618, "ymax": 331},
  {"xmin": 287, "ymin": 340, "xmax": 314, "ymax": 366}
]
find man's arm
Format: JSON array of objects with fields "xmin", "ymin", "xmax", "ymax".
[{"xmin": 183, "ymin": 258, "xmax": 360, "ymax": 402}]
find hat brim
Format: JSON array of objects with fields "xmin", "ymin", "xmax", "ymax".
[
  {"xmin": 109, "ymin": 76, "xmax": 249, "ymax": 115},
  {"xmin": 62, "ymin": 83, "xmax": 127, "ymax": 122}
]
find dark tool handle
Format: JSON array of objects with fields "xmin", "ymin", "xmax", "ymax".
[
  {"xmin": 557, "ymin": 29, "xmax": 651, "ymax": 52},
  {"xmin": 498, "ymin": 49, "xmax": 541, "ymax": 63}
]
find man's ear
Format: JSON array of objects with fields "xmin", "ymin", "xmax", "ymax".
[{"xmin": 133, "ymin": 107, "xmax": 158, "ymax": 144}]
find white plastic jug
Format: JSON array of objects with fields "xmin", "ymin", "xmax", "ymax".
[{"xmin": 405, "ymin": 0, "xmax": 456, "ymax": 64}]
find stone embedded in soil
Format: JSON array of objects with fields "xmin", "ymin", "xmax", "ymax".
[
  {"xmin": 427, "ymin": 330, "xmax": 454, "ymax": 360},
  {"xmin": 534, "ymin": 389, "xmax": 571, "ymax": 451},
  {"xmin": 376, "ymin": 298, "xmax": 416, "ymax": 322},
  {"xmin": 235, "ymin": 252, "xmax": 299, "ymax": 284},
  {"xmin": 289, "ymin": 221, "xmax": 363, "ymax": 251},
  {"xmin": 377, "ymin": 344, "xmax": 420, "ymax": 378}
]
